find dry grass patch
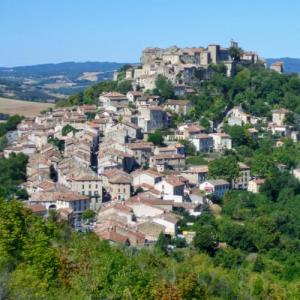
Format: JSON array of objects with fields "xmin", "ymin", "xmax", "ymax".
[
  {"xmin": 209, "ymin": 203, "xmax": 222, "ymax": 218},
  {"xmin": 0, "ymin": 97, "xmax": 55, "ymax": 117}
]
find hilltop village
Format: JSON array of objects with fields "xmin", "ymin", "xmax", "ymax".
[
  {"xmin": 118, "ymin": 41, "xmax": 283, "ymax": 91},
  {"xmin": 2, "ymin": 42, "xmax": 298, "ymax": 247}
]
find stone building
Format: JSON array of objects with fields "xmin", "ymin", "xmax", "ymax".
[{"xmin": 270, "ymin": 61, "xmax": 284, "ymax": 74}]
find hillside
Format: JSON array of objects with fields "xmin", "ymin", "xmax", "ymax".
[
  {"xmin": 0, "ymin": 61, "xmax": 127, "ymax": 78},
  {"xmin": 1, "ymin": 60, "xmax": 300, "ymax": 299},
  {"xmin": 0, "ymin": 61, "xmax": 127, "ymax": 102},
  {"xmin": 266, "ymin": 57, "xmax": 300, "ymax": 74}
]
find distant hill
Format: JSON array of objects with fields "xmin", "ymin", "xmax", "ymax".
[
  {"xmin": 0, "ymin": 61, "xmax": 126, "ymax": 78},
  {"xmin": 266, "ymin": 58, "xmax": 300, "ymax": 74},
  {"xmin": 0, "ymin": 61, "xmax": 130, "ymax": 102}
]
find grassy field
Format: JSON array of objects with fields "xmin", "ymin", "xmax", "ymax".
[
  {"xmin": 0, "ymin": 97, "xmax": 55, "ymax": 118},
  {"xmin": 186, "ymin": 155, "xmax": 209, "ymax": 165}
]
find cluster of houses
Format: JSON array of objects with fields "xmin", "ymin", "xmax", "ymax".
[
  {"xmin": 3, "ymin": 75, "xmax": 300, "ymax": 246},
  {"xmin": 226, "ymin": 106, "xmax": 299, "ymax": 143}
]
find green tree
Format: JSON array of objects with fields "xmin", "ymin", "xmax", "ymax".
[
  {"xmin": 180, "ymin": 139, "xmax": 196, "ymax": 156},
  {"xmin": 250, "ymin": 153, "xmax": 276, "ymax": 178},
  {"xmin": 208, "ymin": 156, "xmax": 239, "ymax": 183},
  {"xmin": 61, "ymin": 124, "xmax": 78, "ymax": 136},
  {"xmin": 48, "ymin": 137, "xmax": 64, "ymax": 151},
  {"xmin": 283, "ymin": 111, "xmax": 294, "ymax": 125},
  {"xmin": 210, "ymin": 63, "xmax": 227, "ymax": 75},
  {"xmin": 15, "ymin": 188, "xmax": 29, "ymax": 200},
  {"xmin": 229, "ymin": 46, "xmax": 243, "ymax": 62},
  {"xmin": 117, "ymin": 80, "xmax": 133, "ymax": 94},
  {"xmin": 0, "ymin": 135, "xmax": 8, "ymax": 151},
  {"xmin": 214, "ymin": 248, "xmax": 245, "ymax": 269},
  {"xmin": 199, "ymin": 117, "xmax": 211, "ymax": 131},
  {"xmin": 224, "ymin": 125, "xmax": 256, "ymax": 148},
  {"xmin": 155, "ymin": 75, "xmax": 174, "ymax": 99},
  {"xmin": 117, "ymin": 64, "xmax": 133, "ymax": 81},
  {"xmin": 155, "ymin": 232, "xmax": 171, "ymax": 254},
  {"xmin": 260, "ymin": 171, "xmax": 300, "ymax": 201},
  {"xmin": 0, "ymin": 153, "xmax": 28, "ymax": 199},
  {"xmin": 82, "ymin": 209, "xmax": 96, "ymax": 222},
  {"xmin": 148, "ymin": 130, "xmax": 164, "ymax": 146},
  {"xmin": 193, "ymin": 225, "xmax": 217, "ymax": 255},
  {"xmin": 0, "ymin": 115, "xmax": 24, "ymax": 136}
]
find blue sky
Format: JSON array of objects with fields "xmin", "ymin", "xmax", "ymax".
[{"xmin": 0, "ymin": 0, "xmax": 299, "ymax": 67}]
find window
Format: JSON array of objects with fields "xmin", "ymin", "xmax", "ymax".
[
  {"xmin": 82, "ymin": 184, "xmax": 84, "ymax": 189},
  {"xmin": 89, "ymin": 184, "xmax": 91, "ymax": 189},
  {"xmin": 89, "ymin": 191, "xmax": 92, "ymax": 196},
  {"xmin": 123, "ymin": 188, "xmax": 126, "ymax": 193},
  {"xmin": 96, "ymin": 184, "xmax": 98, "ymax": 189}
]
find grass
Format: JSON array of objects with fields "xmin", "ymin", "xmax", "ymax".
[{"xmin": 186, "ymin": 155, "xmax": 209, "ymax": 165}]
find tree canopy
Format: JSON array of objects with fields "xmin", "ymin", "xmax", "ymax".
[
  {"xmin": 154, "ymin": 74, "xmax": 174, "ymax": 99},
  {"xmin": 61, "ymin": 124, "xmax": 78, "ymax": 136},
  {"xmin": 147, "ymin": 130, "xmax": 164, "ymax": 146},
  {"xmin": 186, "ymin": 64, "xmax": 300, "ymax": 123},
  {"xmin": 0, "ymin": 115, "xmax": 23, "ymax": 137},
  {"xmin": 228, "ymin": 45, "xmax": 243, "ymax": 62},
  {"xmin": 208, "ymin": 155, "xmax": 239, "ymax": 183},
  {"xmin": 0, "ymin": 153, "xmax": 28, "ymax": 199},
  {"xmin": 1, "ymin": 195, "xmax": 299, "ymax": 299}
]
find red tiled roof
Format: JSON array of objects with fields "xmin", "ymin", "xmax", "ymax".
[
  {"xmin": 27, "ymin": 203, "xmax": 47, "ymax": 213},
  {"xmin": 98, "ymin": 230, "xmax": 129, "ymax": 244},
  {"xmin": 109, "ymin": 172, "xmax": 132, "ymax": 184},
  {"xmin": 164, "ymin": 175, "xmax": 185, "ymax": 187},
  {"xmin": 155, "ymin": 212, "xmax": 180, "ymax": 224},
  {"xmin": 101, "ymin": 202, "xmax": 133, "ymax": 214},
  {"xmin": 254, "ymin": 179, "xmax": 265, "ymax": 185}
]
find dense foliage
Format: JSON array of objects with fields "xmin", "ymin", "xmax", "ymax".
[
  {"xmin": 0, "ymin": 153, "xmax": 28, "ymax": 199},
  {"xmin": 1, "ymin": 194, "xmax": 300, "ymax": 300},
  {"xmin": 56, "ymin": 78, "xmax": 133, "ymax": 107},
  {"xmin": 208, "ymin": 155, "xmax": 239, "ymax": 183},
  {"xmin": 0, "ymin": 115, "xmax": 23, "ymax": 151},
  {"xmin": 48, "ymin": 136, "xmax": 65, "ymax": 152},
  {"xmin": 148, "ymin": 130, "xmax": 164, "ymax": 146},
  {"xmin": 179, "ymin": 139, "xmax": 196, "ymax": 156},
  {"xmin": 153, "ymin": 74, "xmax": 174, "ymax": 99},
  {"xmin": 61, "ymin": 124, "xmax": 79, "ymax": 136},
  {"xmin": 187, "ymin": 64, "xmax": 300, "ymax": 123},
  {"xmin": 0, "ymin": 115, "xmax": 23, "ymax": 137}
]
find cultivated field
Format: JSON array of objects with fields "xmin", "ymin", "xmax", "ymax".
[
  {"xmin": 0, "ymin": 97, "xmax": 55, "ymax": 118},
  {"xmin": 78, "ymin": 72, "xmax": 100, "ymax": 81}
]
